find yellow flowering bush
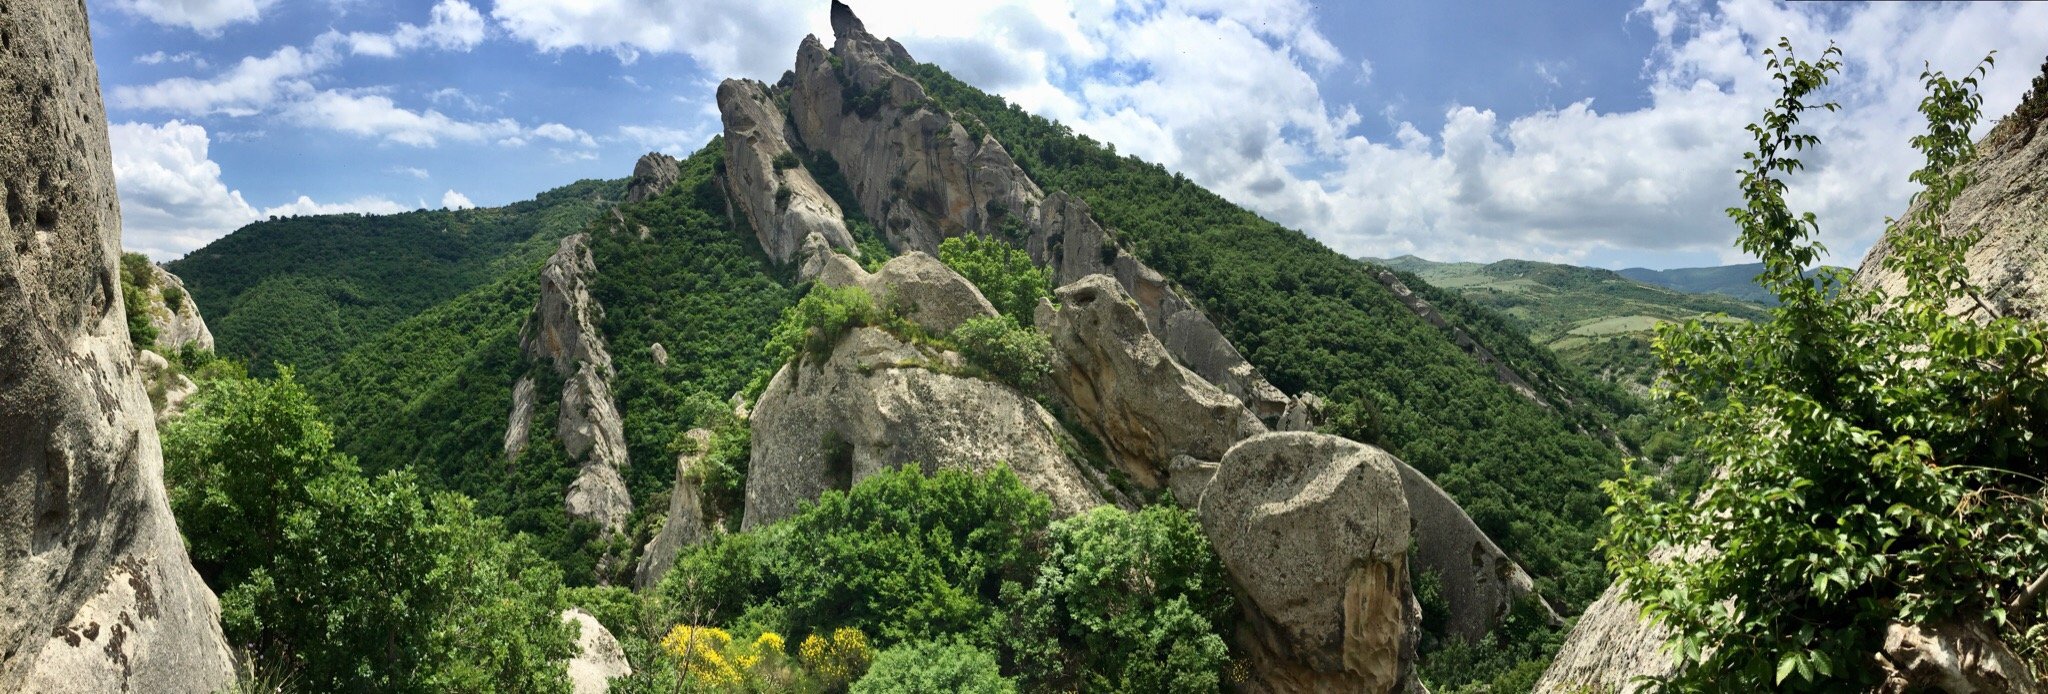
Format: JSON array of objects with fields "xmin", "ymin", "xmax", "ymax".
[
  {"xmin": 799, "ymin": 627, "xmax": 873, "ymax": 687},
  {"xmin": 660, "ymin": 625, "xmax": 795, "ymax": 690}
]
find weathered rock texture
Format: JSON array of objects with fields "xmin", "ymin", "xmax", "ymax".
[
  {"xmin": 744, "ymin": 326, "xmax": 1113, "ymax": 529},
  {"xmin": 1199, "ymin": 432, "xmax": 1421, "ymax": 693},
  {"xmin": 814, "ymin": 250, "xmax": 999, "ymax": 334},
  {"xmin": 1877, "ymin": 620, "xmax": 2038, "ymax": 694},
  {"xmin": 1856, "ymin": 75, "xmax": 2048, "ymax": 320},
  {"xmin": 518, "ymin": 234, "xmax": 632, "ymax": 533},
  {"xmin": 745, "ymin": 1, "xmax": 1287, "ymax": 420},
  {"xmin": 719, "ymin": 79, "xmax": 859, "ymax": 265},
  {"xmin": 624, "ymin": 152, "xmax": 680, "ymax": 204},
  {"xmin": 142, "ymin": 265, "xmax": 212, "ymax": 352},
  {"xmin": 1035, "ymin": 275, "xmax": 1263, "ymax": 490},
  {"xmin": 635, "ymin": 428, "xmax": 715, "ymax": 591},
  {"xmin": 0, "ymin": 1, "xmax": 236, "ymax": 689},
  {"xmin": 1530, "ymin": 575, "xmax": 1680, "ymax": 693},
  {"xmin": 1395, "ymin": 461, "xmax": 1556, "ymax": 641},
  {"xmin": 503, "ymin": 375, "xmax": 537, "ymax": 461},
  {"xmin": 561, "ymin": 609, "xmax": 631, "ymax": 694},
  {"xmin": 135, "ymin": 348, "xmax": 198, "ymax": 421}
]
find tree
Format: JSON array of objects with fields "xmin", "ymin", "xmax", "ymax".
[
  {"xmin": 937, "ymin": 234, "xmax": 1051, "ymax": 319},
  {"xmin": 852, "ymin": 639, "xmax": 1015, "ymax": 694},
  {"xmin": 1606, "ymin": 42, "xmax": 2048, "ymax": 690}
]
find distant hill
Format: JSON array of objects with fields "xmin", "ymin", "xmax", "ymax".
[
  {"xmin": 1367, "ymin": 255, "xmax": 1769, "ymax": 391},
  {"xmin": 1616, "ymin": 263, "xmax": 1776, "ymax": 304}
]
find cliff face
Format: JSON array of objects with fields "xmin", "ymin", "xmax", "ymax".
[
  {"xmin": 0, "ymin": 1, "xmax": 236, "ymax": 689},
  {"xmin": 142, "ymin": 265, "xmax": 214, "ymax": 353},
  {"xmin": 517, "ymin": 233, "xmax": 633, "ymax": 534}
]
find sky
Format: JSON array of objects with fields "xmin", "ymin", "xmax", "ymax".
[{"xmin": 90, "ymin": 0, "xmax": 2048, "ymax": 269}]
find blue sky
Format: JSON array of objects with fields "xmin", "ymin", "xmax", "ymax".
[{"xmin": 91, "ymin": 1, "xmax": 2048, "ymax": 269}]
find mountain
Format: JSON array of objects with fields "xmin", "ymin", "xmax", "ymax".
[
  {"xmin": 1369, "ymin": 255, "xmax": 1769, "ymax": 390},
  {"xmin": 1615, "ymin": 262, "xmax": 1776, "ymax": 303}
]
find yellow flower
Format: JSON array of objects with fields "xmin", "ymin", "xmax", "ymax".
[
  {"xmin": 753, "ymin": 631, "xmax": 786, "ymax": 655},
  {"xmin": 798, "ymin": 627, "xmax": 873, "ymax": 686}
]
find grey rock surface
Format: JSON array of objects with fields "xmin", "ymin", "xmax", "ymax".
[
  {"xmin": 503, "ymin": 375, "xmax": 536, "ymax": 462},
  {"xmin": 143, "ymin": 265, "xmax": 213, "ymax": 352},
  {"xmin": 744, "ymin": 327, "xmax": 1112, "ymax": 529},
  {"xmin": 1395, "ymin": 460, "xmax": 1556, "ymax": 642},
  {"xmin": 520, "ymin": 234, "xmax": 632, "ymax": 533},
  {"xmin": 813, "ymin": 250, "xmax": 999, "ymax": 335},
  {"xmin": 561, "ymin": 609, "xmax": 631, "ymax": 694},
  {"xmin": 1199, "ymin": 432, "xmax": 1420, "ymax": 693},
  {"xmin": 718, "ymin": 79, "xmax": 858, "ymax": 264},
  {"xmin": 0, "ymin": 1, "xmax": 235, "ymax": 689},
  {"xmin": 624, "ymin": 152, "xmax": 680, "ymax": 204},
  {"xmin": 635, "ymin": 428, "xmax": 716, "ymax": 591},
  {"xmin": 1035, "ymin": 275, "xmax": 1264, "ymax": 489}
]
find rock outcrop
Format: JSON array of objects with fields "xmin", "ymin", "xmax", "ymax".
[
  {"xmin": 1856, "ymin": 68, "xmax": 2048, "ymax": 320},
  {"xmin": 1198, "ymin": 432, "xmax": 1421, "ymax": 693},
  {"xmin": 761, "ymin": 1, "xmax": 1288, "ymax": 420},
  {"xmin": 518, "ymin": 234, "xmax": 632, "ymax": 533},
  {"xmin": 0, "ymin": 0, "xmax": 236, "ymax": 689},
  {"xmin": 1035, "ymin": 275, "xmax": 1263, "ymax": 489},
  {"xmin": 1396, "ymin": 462, "xmax": 1557, "ymax": 642},
  {"xmin": 814, "ymin": 249, "xmax": 1000, "ymax": 334},
  {"xmin": 561, "ymin": 609, "xmax": 631, "ymax": 694},
  {"xmin": 744, "ymin": 326, "xmax": 1114, "ymax": 529},
  {"xmin": 635, "ymin": 428, "xmax": 715, "ymax": 591},
  {"xmin": 719, "ymin": 79, "xmax": 860, "ymax": 265},
  {"xmin": 135, "ymin": 348, "xmax": 199, "ymax": 421},
  {"xmin": 1531, "ymin": 575, "xmax": 1680, "ymax": 693},
  {"xmin": 142, "ymin": 265, "xmax": 213, "ymax": 352},
  {"xmin": 624, "ymin": 152, "xmax": 680, "ymax": 204}
]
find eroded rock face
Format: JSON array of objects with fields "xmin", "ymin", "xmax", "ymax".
[
  {"xmin": 1856, "ymin": 82, "xmax": 2048, "ymax": 320},
  {"xmin": 0, "ymin": 1, "xmax": 235, "ymax": 689},
  {"xmin": 1199, "ymin": 432, "xmax": 1420, "ymax": 693},
  {"xmin": 503, "ymin": 375, "xmax": 536, "ymax": 462},
  {"xmin": 779, "ymin": 5, "xmax": 1288, "ymax": 420},
  {"xmin": 635, "ymin": 428, "xmax": 715, "ymax": 591},
  {"xmin": 625, "ymin": 152, "xmax": 680, "ymax": 204},
  {"xmin": 144, "ymin": 265, "xmax": 213, "ymax": 352},
  {"xmin": 718, "ymin": 79, "xmax": 859, "ymax": 264},
  {"xmin": 813, "ymin": 250, "xmax": 999, "ymax": 334},
  {"xmin": 744, "ymin": 326, "xmax": 1114, "ymax": 529},
  {"xmin": 561, "ymin": 609, "xmax": 631, "ymax": 694},
  {"xmin": 1035, "ymin": 275, "xmax": 1264, "ymax": 489},
  {"xmin": 1531, "ymin": 578, "xmax": 1679, "ymax": 694},
  {"xmin": 519, "ymin": 234, "xmax": 632, "ymax": 533},
  {"xmin": 1395, "ymin": 462, "xmax": 1556, "ymax": 641}
]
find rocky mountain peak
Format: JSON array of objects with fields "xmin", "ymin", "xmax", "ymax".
[{"xmin": 624, "ymin": 152, "xmax": 680, "ymax": 203}]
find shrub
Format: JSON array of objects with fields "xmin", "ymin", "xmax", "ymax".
[
  {"xmin": 799, "ymin": 627, "xmax": 874, "ymax": 689},
  {"xmin": 1001, "ymin": 505, "xmax": 1234, "ymax": 691},
  {"xmin": 949, "ymin": 315, "xmax": 1051, "ymax": 389},
  {"xmin": 772, "ymin": 151, "xmax": 801, "ymax": 171},
  {"xmin": 762, "ymin": 283, "xmax": 885, "ymax": 368},
  {"xmin": 660, "ymin": 625, "xmax": 799, "ymax": 690},
  {"xmin": 852, "ymin": 639, "xmax": 1014, "ymax": 694},
  {"xmin": 162, "ymin": 283, "xmax": 187, "ymax": 312},
  {"xmin": 937, "ymin": 235, "xmax": 1050, "ymax": 319}
]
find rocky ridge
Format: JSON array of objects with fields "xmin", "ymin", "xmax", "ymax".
[
  {"xmin": 0, "ymin": 0, "xmax": 236, "ymax": 688},
  {"xmin": 633, "ymin": 428, "xmax": 715, "ymax": 591},
  {"xmin": 517, "ymin": 234, "xmax": 633, "ymax": 534}
]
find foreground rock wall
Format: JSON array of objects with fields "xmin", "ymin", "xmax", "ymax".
[{"xmin": 0, "ymin": 1, "xmax": 235, "ymax": 689}]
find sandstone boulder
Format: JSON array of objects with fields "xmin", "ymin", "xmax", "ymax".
[
  {"xmin": 1, "ymin": 1, "xmax": 235, "ymax": 688},
  {"xmin": 561, "ymin": 609, "xmax": 631, "ymax": 694},
  {"xmin": 635, "ymin": 428, "xmax": 716, "ymax": 591},
  {"xmin": 1035, "ymin": 275, "xmax": 1264, "ymax": 489},
  {"xmin": 1199, "ymin": 432, "xmax": 1420, "ymax": 693},
  {"xmin": 744, "ymin": 326, "xmax": 1114, "ymax": 529},
  {"xmin": 624, "ymin": 152, "xmax": 680, "ymax": 204},
  {"xmin": 814, "ymin": 250, "xmax": 998, "ymax": 334},
  {"xmin": 718, "ymin": 79, "xmax": 858, "ymax": 264}
]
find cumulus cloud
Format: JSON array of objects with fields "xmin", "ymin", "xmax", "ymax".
[
  {"xmin": 391, "ymin": 165, "xmax": 431, "ymax": 179},
  {"xmin": 344, "ymin": 0, "xmax": 488, "ymax": 57},
  {"xmin": 113, "ymin": 43, "xmax": 331, "ymax": 116},
  {"xmin": 135, "ymin": 51, "xmax": 209, "ymax": 69},
  {"xmin": 284, "ymin": 91, "xmax": 526, "ymax": 146},
  {"xmin": 442, "ymin": 190, "xmax": 477, "ymax": 209},
  {"xmin": 615, "ymin": 124, "xmax": 718, "ymax": 156},
  {"xmin": 112, "ymin": 0, "xmax": 275, "ymax": 34},
  {"xmin": 491, "ymin": 0, "xmax": 813, "ymax": 76},
  {"xmin": 110, "ymin": 121, "xmax": 404, "ymax": 259}
]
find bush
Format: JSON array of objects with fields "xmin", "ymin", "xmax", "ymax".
[
  {"xmin": 937, "ymin": 235, "xmax": 1050, "ymax": 319},
  {"xmin": 949, "ymin": 315, "xmax": 1051, "ymax": 389},
  {"xmin": 772, "ymin": 151, "xmax": 801, "ymax": 171},
  {"xmin": 853, "ymin": 639, "xmax": 1014, "ymax": 694},
  {"xmin": 799, "ymin": 627, "xmax": 874, "ymax": 690},
  {"xmin": 762, "ymin": 283, "xmax": 885, "ymax": 368},
  {"xmin": 1001, "ymin": 505, "xmax": 1234, "ymax": 691}
]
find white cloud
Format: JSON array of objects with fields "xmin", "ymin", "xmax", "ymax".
[
  {"xmin": 135, "ymin": 51, "xmax": 209, "ymax": 69},
  {"xmin": 113, "ymin": 43, "xmax": 332, "ymax": 116},
  {"xmin": 492, "ymin": 0, "xmax": 822, "ymax": 76},
  {"xmin": 112, "ymin": 0, "xmax": 275, "ymax": 34},
  {"xmin": 345, "ymin": 0, "xmax": 488, "ymax": 57},
  {"xmin": 442, "ymin": 190, "xmax": 477, "ymax": 209},
  {"xmin": 616, "ymin": 124, "xmax": 718, "ymax": 156},
  {"xmin": 284, "ymin": 91, "xmax": 527, "ymax": 147},
  {"xmin": 110, "ymin": 121, "xmax": 403, "ymax": 260},
  {"xmin": 532, "ymin": 122, "xmax": 597, "ymax": 148},
  {"xmin": 391, "ymin": 166, "xmax": 432, "ymax": 179}
]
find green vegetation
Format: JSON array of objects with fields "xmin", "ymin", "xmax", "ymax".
[
  {"xmin": 1372, "ymin": 255, "xmax": 1768, "ymax": 389},
  {"xmin": 905, "ymin": 60, "xmax": 1628, "ymax": 611},
  {"xmin": 163, "ymin": 370, "xmax": 574, "ymax": 692},
  {"xmin": 167, "ymin": 177, "xmax": 622, "ymax": 375},
  {"xmin": 937, "ymin": 234, "xmax": 1051, "ymax": 319},
  {"xmin": 949, "ymin": 315, "xmax": 1052, "ymax": 390},
  {"xmin": 119, "ymin": 251, "xmax": 159, "ymax": 348},
  {"xmin": 1608, "ymin": 45, "xmax": 2048, "ymax": 689},
  {"xmin": 854, "ymin": 640, "xmax": 1016, "ymax": 694},
  {"xmin": 645, "ymin": 467, "xmax": 1237, "ymax": 691}
]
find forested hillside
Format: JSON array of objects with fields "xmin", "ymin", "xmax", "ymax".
[
  {"xmin": 903, "ymin": 62, "xmax": 1632, "ymax": 607},
  {"xmin": 167, "ymin": 178, "xmax": 624, "ymax": 374}
]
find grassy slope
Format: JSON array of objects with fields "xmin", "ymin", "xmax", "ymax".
[
  {"xmin": 908, "ymin": 63, "xmax": 1630, "ymax": 609},
  {"xmin": 1374, "ymin": 256, "xmax": 1769, "ymax": 390},
  {"xmin": 168, "ymin": 178, "xmax": 625, "ymax": 375}
]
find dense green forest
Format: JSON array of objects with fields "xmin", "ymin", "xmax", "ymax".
[
  {"xmin": 905, "ymin": 61, "xmax": 1629, "ymax": 609},
  {"xmin": 167, "ymin": 178, "xmax": 624, "ymax": 375}
]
